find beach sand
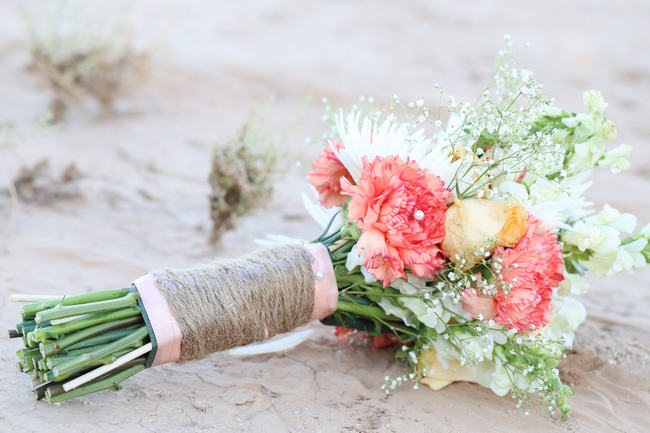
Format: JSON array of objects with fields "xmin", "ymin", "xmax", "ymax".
[{"xmin": 1, "ymin": 1, "xmax": 649, "ymax": 432}]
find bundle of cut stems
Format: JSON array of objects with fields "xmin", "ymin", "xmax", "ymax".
[{"xmin": 10, "ymin": 288, "xmax": 151, "ymax": 403}]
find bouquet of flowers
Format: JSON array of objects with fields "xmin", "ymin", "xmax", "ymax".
[
  {"xmin": 10, "ymin": 41, "xmax": 649, "ymax": 418},
  {"xmin": 304, "ymin": 41, "xmax": 648, "ymax": 418}
]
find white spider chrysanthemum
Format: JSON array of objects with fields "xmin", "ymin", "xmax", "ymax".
[
  {"xmin": 333, "ymin": 110, "xmax": 421, "ymax": 181},
  {"xmin": 332, "ymin": 109, "xmax": 467, "ymax": 190}
]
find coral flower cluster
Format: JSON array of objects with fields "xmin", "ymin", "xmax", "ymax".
[
  {"xmin": 308, "ymin": 140, "xmax": 354, "ymax": 208},
  {"xmin": 341, "ymin": 155, "xmax": 451, "ymax": 285},
  {"xmin": 492, "ymin": 216, "xmax": 565, "ymax": 332}
]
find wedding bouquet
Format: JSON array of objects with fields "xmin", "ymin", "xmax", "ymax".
[
  {"xmin": 11, "ymin": 40, "xmax": 649, "ymax": 418},
  {"xmin": 304, "ymin": 40, "xmax": 647, "ymax": 418}
]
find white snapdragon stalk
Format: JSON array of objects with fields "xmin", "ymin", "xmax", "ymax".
[
  {"xmin": 599, "ymin": 144, "xmax": 632, "ymax": 173},
  {"xmin": 583, "ymin": 238, "xmax": 647, "ymax": 277},
  {"xmin": 568, "ymin": 137, "xmax": 608, "ymax": 173},
  {"xmin": 562, "ymin": 204, "xmax": 646, "ymax": 278},
  {"xmin": 563, "ymin": 204, "xmax": 636, "ymax": 253},
  {"xmin": 563, "ymin": 220, "xmax": 621, "ymax": 253},
  {"xmin": 497, "ymin": 173, "xmax": 592, "ymax": 229},
  {"xmin": 560, "ymin": 91, "xmax": 619, "ymax": 175},
  {"xmin": 585, "ymin": 204, "xmax": 636, "ymax": 233}
]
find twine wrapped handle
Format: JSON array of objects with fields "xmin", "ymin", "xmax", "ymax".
[{"xmin": 150, "ymin": 244, "xmax": 329, "ymax": 362}]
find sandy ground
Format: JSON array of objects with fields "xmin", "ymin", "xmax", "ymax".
[{"xmin": 1, "ymin": 1, "xmax": 649, "ymax": 432}]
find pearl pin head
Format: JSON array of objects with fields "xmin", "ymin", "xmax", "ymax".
[
  {"xmin": 316, "ymin": 271, "xmax": 325, "ymax": 280},
  {"xmin": 414, "ymin": 209, "xmax": 424, "ymax": 220}
]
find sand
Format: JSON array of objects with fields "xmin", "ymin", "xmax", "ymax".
[{"xmin": 1, "ymin": 1, "xmax": 649, "ymax": 432}]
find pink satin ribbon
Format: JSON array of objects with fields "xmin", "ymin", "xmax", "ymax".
[
  {"xmin": 134, "ymin": 243, "xmax": 338, "ymax": 366},
  {"xmin": 304, "ymin": 243, "xmax": 339, "ymax": 321},
  {"xmin": 133, "ymin": 274, "xmax": 183, "ymax": 367}
]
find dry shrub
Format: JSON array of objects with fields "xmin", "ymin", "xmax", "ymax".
[
  {"xmin": 209, "ymin": 114, "xmax": 280, "ymax": 241},
  {"xmin": 25, "ymin": 1, "xmax": 149, "ymax": 122},
  {"xmin": 13, "ymin": 159, "xmax": 83, "ymax": 204}
]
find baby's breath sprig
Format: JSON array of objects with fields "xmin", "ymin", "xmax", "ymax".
[{"xmin": 495, "ymin": 332, "xmax": 572, "ymax": 419}]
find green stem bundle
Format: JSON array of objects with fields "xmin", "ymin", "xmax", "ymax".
[{"xmin": 10, "ymin": 287, "xmax": 151, "ymax": 403}]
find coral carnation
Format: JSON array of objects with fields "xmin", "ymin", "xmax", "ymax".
[
  {"xmin": 342, "ymin": 155, "xmax": 451, "ymax": 286},
  {"xmin": 492, "ymin": 216, "xmax": 564, "ymax": 333},
  {"xmin": 308, "ymin": 140, "xmax": 353, "ymax": 208}
]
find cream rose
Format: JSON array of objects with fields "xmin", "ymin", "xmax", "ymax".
[
  {"xmin": 442, "ymin": 198, "xmax": 528, "ymax": 265},
  {"xmin": 417, "ymin": 348, "xmax": 498, "ymax": 393}
]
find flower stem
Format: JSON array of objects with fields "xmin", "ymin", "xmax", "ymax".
[
  {"xmin": 16, "ymin": 320, "xmax": 38, "ymax": 334},
  {"xmin": 52, "ymin": 326, "xmax": 148, "ymax": 380},
  {"xmin": 33, "ymin": 306, "xmax": 141, "ymax": 341},
  {"xmin": 335, "ymin": 274, "xmax": 366, "ymax": 283},
  {"xmin": 46, "ymin": 346, "xmax": 139, "ymax": 377},
  {"xmin": 47, "ymin": 363, "xmax": 146, "ymax": 403},
  {"xmin": 336, "ymin": 299, "xmax": 395, "ymax": 321},
  {"xmin": 35, "ymin": 292, "xmax": 139, "ymax": 323},
  {"xmin": 40, "ymin": 315, "xmax": 142, "ymax": 357},
  {"xmin": 65, "ymin": 327, "xmax": 139, "ymax": 351},
  {"xmin": 22, "ymin": 288, "xmax": 129, "ymax": 319}
]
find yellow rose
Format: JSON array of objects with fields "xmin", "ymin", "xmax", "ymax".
[
  {"xmin": 417, "ymin": 348, "xmax": 494, "ymax": 391},
  {"xmin": 442, "ymin": 198, "xmax": 528, "ymax": 265}
]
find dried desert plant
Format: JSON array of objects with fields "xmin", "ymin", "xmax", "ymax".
[
  {"xmin": 0, "ymin": 118, "xmax": 50, "ymax": 232},
  {"xmin": 24, "ymin": 1, "xmax": 148, "ymax": 122},
  {"xmin": 209, "ymin": 111, "xmax": 281, "ymax": 242}
]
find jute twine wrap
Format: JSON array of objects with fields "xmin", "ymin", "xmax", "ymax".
[{"xmin": 152, "ymin": 244, "xmax": 315, "ymax": 362}]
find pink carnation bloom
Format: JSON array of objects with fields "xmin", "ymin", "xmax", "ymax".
[
  {"xmin": 341, "ymin": 155, "xmax": 451, "ymax": 286},
  {"xmin": 308, "ymin": 141, "xmax": 354, "ymax": 208},
  {"xmin": 491, "ymin": 216, "xmax": 564, "ymax": 333}
]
